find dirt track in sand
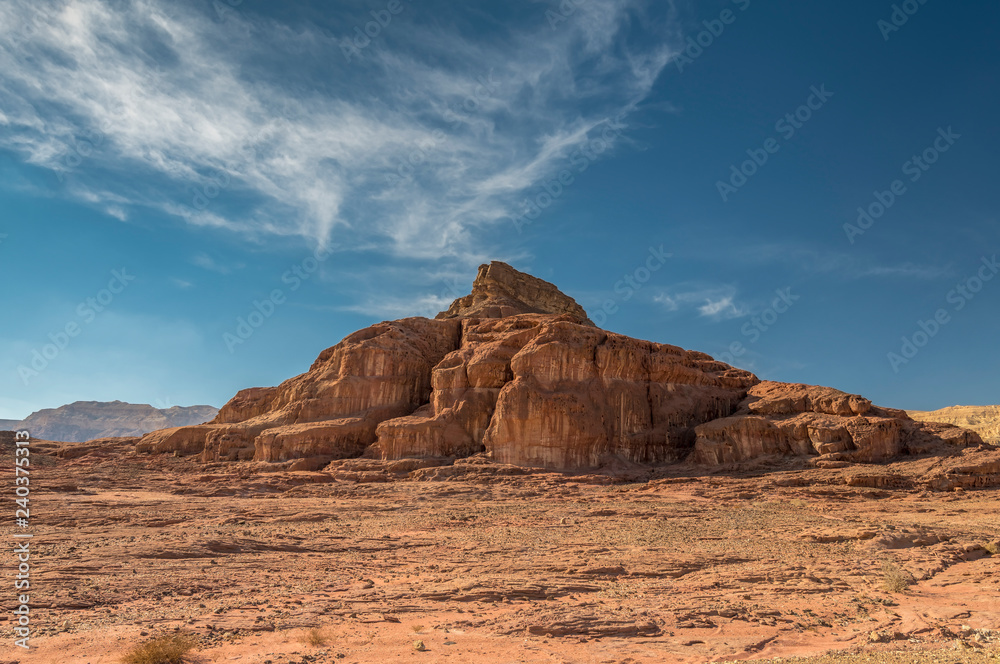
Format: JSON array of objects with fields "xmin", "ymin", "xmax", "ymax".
[{"xmin": 2, "ymin": 439, "xmax": 999, "ymax": 664}]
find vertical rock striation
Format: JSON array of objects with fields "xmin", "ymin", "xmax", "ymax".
[{"xmin": 134, "ymin": 261, "xmax": 987, "ymax": 471}]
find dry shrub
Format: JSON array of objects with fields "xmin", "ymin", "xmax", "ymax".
[
  {"xmin": 120, "ymin": 632, "xmax": 196, "ymax": 664},
  {"xmin": 881, "ymin": 561, "xmax": 913, "ymax": 593},
  {"xmin": 303, "ymin": 627, "xmax": 328, "ymax": 646}
]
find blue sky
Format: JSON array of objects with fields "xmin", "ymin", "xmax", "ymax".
[{"xmin": 1, "ymin": 0, "xmax": 997, "ymax": 419}]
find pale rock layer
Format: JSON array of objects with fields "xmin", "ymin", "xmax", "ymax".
[{"xmin": 907, "ymin": 405, "xmax": 1000, "ymax": 445}]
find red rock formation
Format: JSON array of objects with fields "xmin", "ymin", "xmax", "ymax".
[
  {"xmin": 134, "ymin": 261, "xmax": 988, "ymax": 472},
  {"xmin": 479, "ymin": 320, "xmax": 757, "ymax": 468},
  {"xmin": 692, "ymin": 382, "xmax": 983, "ymax": 466},
  {"xmin": 137, "ymin": 317, "xmax": 461, "ymax": 462},
  {"xmin": 369, "ymin": 315, "xmax": 758, "ymax": 469},
  {"xmin": 436, "ymin": 261, "xmax": 593, "ymax": 324}
]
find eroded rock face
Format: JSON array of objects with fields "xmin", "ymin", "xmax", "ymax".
[
  {"xmin": 134, "ymin": 262, "xmax": 989, "ymax": 472},
  {"xmin": 435, "ymin": 261, "xmax": 593, "ymax": 325},
  {"xmin": 369, "ymin": 315, "xmax": 758, "ymax": 469},
  {"xmin": 692, "ymin": 382, "xmax": 984, "ymax": 466},
  {"xmin": 481, "ymin": 320, "xmax": 758, "ymax": 468},
  {"xmin": 137, "ymin": 317, "xmax": 461, "ymax": 462}
]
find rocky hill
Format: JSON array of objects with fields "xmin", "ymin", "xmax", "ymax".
[
  {"xmin": 6, "ymin": 401, "xmax": 218, "ymax": 442},
  {"xmin": 908, "ymin": 405, "xmax": 1000, "ymax": 445},
  {"xmin": 135, "ymin": 262, "xmax": 989, "ymax": 474}
]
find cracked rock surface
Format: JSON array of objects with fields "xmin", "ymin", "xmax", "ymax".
[
  {"xmin": 134, "ymin": 262, "xmax": 988, "ymax": 473},
  {"xmin": 8, "ymin": 436, "xmax": 1000, "ymax": 663}
]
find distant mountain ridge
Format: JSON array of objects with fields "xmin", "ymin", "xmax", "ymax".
[
  {"xmin": 907, "ymin": 405, "xmax": 1000, "ymax": 445},
  {"xmin": 1, "ymin": 401, "xmax": 218, "ymax": 442}
]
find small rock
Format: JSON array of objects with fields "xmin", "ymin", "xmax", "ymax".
[{"xmin": 413, "ymin": 640, "xmax": 426, "ymax": 651}]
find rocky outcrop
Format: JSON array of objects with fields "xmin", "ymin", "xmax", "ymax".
[
  {"xmin": 482, "ymin": 321, "xmax": 756, "ymax": 468},
  {"xmin": 8, "ymin": 401, "xmax": 218, "ymax": 443},
  {"xmin": 908, "ymin": 405, "xmax": 1000, "ymax": 445},
  {"xmin": 137, "ymin": 317, "xmax": 463, "ymax": 462},
  {"xmin": 692, "ymin": 382, "xmax": 984, "ymax": 465},
  {"xmin": 135, "ymin": 425, "xmax": 224, "ymax": 455},
  {"xmin": 133, "ymin": 261, "xmax": 989, "ymax": 473},
  {"xmin": 436, "ymin": 261, "xmax": 593, "ymax": 324},
  {"xmin": 921, "ymin": 450, "xmax": 1000, "ymax": 490},
  {"xmin": 369, "ymin": 315, "xmax": 757, "ymax": 469}
]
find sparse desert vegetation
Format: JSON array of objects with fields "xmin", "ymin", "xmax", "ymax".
[
  {"xmin": 9, "ymin": 443, "xmax": 1000, "ymax": 663},
  {"xmin": 119, "ymin": 632, "xmax": 196, "ymax": 664},
  {"xmin": 302, "ymin": 627, "xmax": 329, "ymax": 646},
  {"xmin": 881, "ymin": 561, "xmax": 915, "ymax": 593}
]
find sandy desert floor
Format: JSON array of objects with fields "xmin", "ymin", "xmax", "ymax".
[{"xmin": 2, "ymin": 439, "xmax": 999, "ymax": 664}]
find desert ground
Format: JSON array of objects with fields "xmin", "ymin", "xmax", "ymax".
[{"xmin": 2, "ymin": 438, "xmax": 998, "ymax": 664}]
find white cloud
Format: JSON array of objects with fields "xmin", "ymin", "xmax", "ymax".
[
  {"xmin": 105, "ymin": 206, "xmax": 128, "ymax": 221},
  {"xmin": 655, "ymin": 284, "xmax": 748, "ymax": 321},
  {"xmin": 697, "ymin": 295, "xmax": 747, "ymax": 320},
  {"xmin": 653, "ymin": 293, "xmax": 679, "ymax": 311},
  {"xmin": 0, "ymin": 0, "xmax": 676, "ymax": 262}
]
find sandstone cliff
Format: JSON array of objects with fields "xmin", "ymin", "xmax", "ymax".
[
  {"xmin": 8, "ymin": 401, "xmax": 218, "ymax": 442},
  {"xmin": 907, "ymin": 405, "xmax": 1000, "ymax": 445},
  {"xmin": 134, "ymin": 262, "xmax": 987, "ymax": 472},
  {"xmin": 693, "ymin": 382, "xmax": 981, "ymax": 466},
  {"xmin": 375, "ymin": 315, "xmax": 756, "ymax": 469}
]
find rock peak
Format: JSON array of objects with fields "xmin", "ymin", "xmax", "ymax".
[{"xmin": 435, "ymin": 261, "xmax": 594, "ymax": 325}]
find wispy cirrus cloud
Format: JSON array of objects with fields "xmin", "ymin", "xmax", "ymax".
[{"xmin": 0, "ymin": 0, "xmax": 676, "ymax": 262}]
